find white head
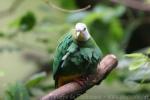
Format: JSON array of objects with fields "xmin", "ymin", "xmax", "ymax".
[{"xmin": 73, "ymin": 23, "xmax": 91, "ymax": 41}]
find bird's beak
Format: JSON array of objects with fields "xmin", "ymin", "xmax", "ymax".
[{"xmin": 76, "ymin": 31, "xmax": 80, "ymax": 38}]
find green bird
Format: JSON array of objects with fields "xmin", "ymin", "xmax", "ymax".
[{"xmin": 53, "ymin": 23, "xmax": 103, "ymax": 88}]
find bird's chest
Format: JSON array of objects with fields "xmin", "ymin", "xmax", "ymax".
[
  {"xmin": 69, "ymin": 48, "xmax": 93, "ymax": 66},
  {"xmin": 60, "ymin": 48, "xmax": 94, "ymax": 75},
  {"xmin": 64, "ymin": 51, "xmax": 86, "ymax": 69}
]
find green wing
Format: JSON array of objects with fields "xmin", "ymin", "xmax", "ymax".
[
  {"xmin": 53, "ymin": 34, "xmax": 103, "ymax": 79},
  {"xmin": 52, "ymin": 33, "xmax": 73, "ymax": 79}
]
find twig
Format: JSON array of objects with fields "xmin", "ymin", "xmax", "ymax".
[
  {"xmin": 111, "ymin": 0, "xmax": 150, "ymax": 12},
  {"xmin": 44, "ymin": 0, "xmax": 91, "ymax": 13},
  {"xmin": 41, "ymin": 54, "xmax": 118, "ymax": 100}
]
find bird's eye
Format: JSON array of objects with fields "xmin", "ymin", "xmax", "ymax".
[{"xmin": 83, "ymin": 28, "xmax": 86, "ymax": 31}]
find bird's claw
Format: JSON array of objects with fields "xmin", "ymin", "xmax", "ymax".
[{"xmin": 74, "ymin": 76, "xmax": 89, "ymax": 87}]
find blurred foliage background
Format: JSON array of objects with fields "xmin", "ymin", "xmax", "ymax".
[{"xmin": 0, "ymin": 0, "xmax": 150, "ymax": 100}]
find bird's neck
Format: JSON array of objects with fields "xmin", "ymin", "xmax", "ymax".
[
  {"xmin": 75, "ymin": 38, "xmax": 95, "ymax": 48},
  {"xmin": 83, "ymin": 30, "xmax": 90, "ymax": 41}
]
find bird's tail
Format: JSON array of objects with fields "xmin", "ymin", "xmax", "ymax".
[{"xmin": 55, "ymin": 80, "xmax": 58, "ymax": 88}]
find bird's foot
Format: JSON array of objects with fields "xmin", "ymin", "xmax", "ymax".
[{"xmin": 73, "ymin": 76, "xmax": 89, "ymax": 87}]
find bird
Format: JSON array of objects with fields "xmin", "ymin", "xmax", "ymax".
[{"xmin": 53, "ymin": 23, "xmax": 103, "ymax": 88}]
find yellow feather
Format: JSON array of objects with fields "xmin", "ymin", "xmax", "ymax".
[{"xmin": 58, "ymin": 74, "xmax": 81, "ymax": 87}]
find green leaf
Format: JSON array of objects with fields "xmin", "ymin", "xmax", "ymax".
[
  {"xmin": 25, "ymin": 72, "xmax": 47, "ymax": 88},
  {"xmin": 125, "ymin": 53, "xmax": 145, "ymax": 59},
  {"xmin": 109, "ymin": 19, "xmax": 124, "ymax": 41},
  {"xmin": 114, "ymin": 6, "xmax": 126, "ymax": 17},
  {"xmin": 59, "ymin": 0, "xmax": 76, "ymax": 9},
  {"xmin": 4, "ymin": 82, "xmax": 30, "ymax": 100},
  {"xmin": 19, "ymin": 12, "xmax": 36, "ymax": 32},
  {"xmin": 0, "ymin": 32, "xmax": 5, "ymax": 37},
  {"xmin": 146, "ymin": 48, "xmax": 150, "ymax": 54},
  {"xmin": 129, "ymin": 60, "xmax": 146, "ymax": 70},
  {"xmin": 126, "ymin": 67, "xmax": 150, "ymax": 84}
]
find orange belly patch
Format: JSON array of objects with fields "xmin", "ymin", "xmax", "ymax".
[{"xmin": 58, "ymin": 74, "xmax": 81, "ymax": 87}]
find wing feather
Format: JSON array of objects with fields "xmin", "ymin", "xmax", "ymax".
[{"xmin": 53, "ymin": 33, "xmax": 73, "ymax": 79}]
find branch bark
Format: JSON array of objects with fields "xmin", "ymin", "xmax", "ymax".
[
  {"xmin": 111, "ymin": 0, "xmax": 150, "ymax": 12},
  {"xmin": 41, "ymin": 54, "xmax": 118, "ymax": 100}
]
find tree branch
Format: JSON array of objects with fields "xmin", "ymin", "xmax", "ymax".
[
  {"xmin": 111, "ymin": 0, "xmax": 150, "ymax": 12},
  {"xmin": 41, "ymin": 54, "xmax": 118, "ymax": 100}
]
